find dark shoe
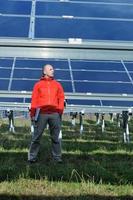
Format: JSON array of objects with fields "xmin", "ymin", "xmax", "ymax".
[
  {"xmin": 53, "ymin": 158, "xmax": 63, "ymax": 164},
  {"xmin": 27, "ymin": 159, "xmax": 37, "ymax": 164}
]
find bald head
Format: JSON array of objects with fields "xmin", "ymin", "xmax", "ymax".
[{"xmin": 43, "ymin": 64, "xmax": 54, "ymax": 78}]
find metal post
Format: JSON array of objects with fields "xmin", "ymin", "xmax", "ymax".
[
  {"xmin": 101, "ymin": 113, "xmax": 105, "ymax": 133},
  {"xmin": 79, "ymin": 111, "xmax": 84, "ymax": 135},
  {"xmin": 95, "ymin": 113, "xmax": 100, "ymax": 125},
  {"xmin": 116, "ymin": 113, "xmax": 121, "ymax": 127},
  {"xmin": 5, "ymin": 109, "xmax": 15, "ymax": 133},
  {"xmin": 109, "ymin": 113, "xmax": 114, "ymax": 123},
  {"xmin": 122, "ymin": 111, "xmax": 130, "ymax": 143},
  {"xmin": 70, "ymin": 112, "xmax": 77, "ymax": 127}
]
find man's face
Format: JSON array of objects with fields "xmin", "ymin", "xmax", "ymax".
[{"xmin": 43, "ymin": 65, "xmax": 54, "ymax": 77}]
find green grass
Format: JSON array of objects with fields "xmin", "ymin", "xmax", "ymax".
[{"xmin": 0, "ymin": 116, "xmax": 133, "ymax": 200}]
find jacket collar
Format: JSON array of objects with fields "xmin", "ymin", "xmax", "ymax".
[{"xmin": 40, "ymin": 76, "xmax": 54, "ymax": 81}]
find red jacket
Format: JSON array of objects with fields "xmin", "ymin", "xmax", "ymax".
[{"xmin": 30, "ymin": 77, "xmax": 65, "ymax": 117}]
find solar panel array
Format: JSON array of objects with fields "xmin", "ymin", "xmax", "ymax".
[
  {"xmin": 0, "ymin": 0, "xmax": 133, "ymax": 41},
  {"xmin": 1, "ymin": 57, "xmax": 133, "ymax": 107},
  {"xmin": 0, "ymin": 0, "xmax": 133, "ymax": 110}
]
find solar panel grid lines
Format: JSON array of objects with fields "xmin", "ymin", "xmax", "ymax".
[
  {"xmin": 1, "ymin": 57, "xmax": 133, "ymax": 95},
  {"xmin": 1, "ymin": 0, "xmax": 133, "ymax": 40},
  {"xmin": 1, "ymin": 0, "xmax": 133, "ymax": 109},
  {"xmin": 0, "ymin": 0, "xmax": 32, "ymax": 15},
  {"xmin": 65, "ymin": 0, "xmax": 133, "ymax": 4},
  {"xmin": 35, "ymin": 1, "xmax": 133, "ymax": 19},
  {"xmin": 8, "ymin": 57, "xmax": 16, "ymax": 91},
  {"xmin": 68, "ymin": 58, "xmax": 75, "ymax": 92},
  {"xmin": 28, "ymin": 0, "xmax": 36, "ymax": 39},
  {"xmin": 121, "ymin": 60, "xmax": 133, "ymax": 86},
  {"xmin": 65, "ymin": 1, "xmax": 133, "ymax": 6},
  {"xmin": 34, "ymin": 0, "xmax": 133, "ymax": 40},
  {"xmin": 0, "ymin": 0, "xmax": 31, "ymax": 38},
  {"xmin": 35, "ymin": 0, "xmax": 133, "ymax": 5},
  {"xmin": 35, "ymin": 15, "xmax": 133, "ymax": 22}
]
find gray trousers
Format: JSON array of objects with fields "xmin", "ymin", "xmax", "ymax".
[{"xmin": 28, "ymin": 113, "xmax": 61, "ymax": 161}]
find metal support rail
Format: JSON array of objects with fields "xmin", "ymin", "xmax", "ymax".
[
  {"xmin": 0, "ymin": 102, "xmax": 131, "ymax": 113},
  {"xmin": 0, "ymin": 91, "xmax": 133, "ymax": 113},
  {"xmin": 0, "ymin": 90, "xmax": 133, "ymax": 101},
  {"xmin": 1, "ymin": 39, "xmax": 133, "ymax": 60}
]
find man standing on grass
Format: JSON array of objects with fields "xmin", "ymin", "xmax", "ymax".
[{"xmin": 28, "ymin": 64, "xmax": 65, "ymax": 164}]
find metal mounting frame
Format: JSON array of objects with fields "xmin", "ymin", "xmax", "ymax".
[
  {"xmin": 1, "ymin": 38, "xmax": 133, "ymax": 113},
  {"xmin": 0, "ymin": 102, "xmax": 131, "ymax": 113},
  {"xmin": 0, "ymin": 38, "xmax": 133, "ymax": 60},
  {"xmin": 0, "ymin": 90, "xmax": 133, "ymax": 101},
  {"xmin": 0, "ymin": 91, "xmax": 133, "ymax": 113}
]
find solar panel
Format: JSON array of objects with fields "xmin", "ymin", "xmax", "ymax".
[
  {"xmin": 0, "ymin": 80, "xmax": 9, "ymax": 90},
  {"xmin": 0, "ymin": 0, "xmax": 31, "ymax": 15},
  {"xmin": 0, "ymin": 0, "xmax": 133, "ymax": 41},
  {"xmin": 0, "ymin": 0, "xmax": 133, "ymax": 111},
  {"xmin": 0, "ymin": 16, "xmax": 30, "ymax": 38},
  {"xmin": 0, "ymin": 58, "xmax": 13, "ymax": 68},
  {"xmin": 15, "ymin": 59, "xmax": 69, "ymax": 69},
  {"xmin": 0, "ymin": 56, "xmax": 133, "ymax": 109},
  {"xmin": 1, "ymin": 57, "xmax": 133, "ymax": 93},
  {"xmin": 37, "ymin": 2, "xmax": 133, "ymax": 18},
  {"xmin": 68, "ymin": 0, "xmax": 133, "ymax": 3},
  {"xmin": 35, "ymin": 1, "xmax": 133, "ymax": 40},
  {"xmin": 75, "ymin": 82, "xmax": 133, "ymax": 93}
]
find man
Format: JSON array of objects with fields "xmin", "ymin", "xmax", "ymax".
[{"xmin": 28, "ymin": 64, "xmax": 65, "ymax": 163}]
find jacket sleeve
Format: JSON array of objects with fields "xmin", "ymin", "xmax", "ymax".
[
  {"xmin": 30, "ymin": 83, "xmax": 39, "ymax": 118},
  {"xmin": 57, "ymin": 83, "xmax": 65, "ymax": 115}
]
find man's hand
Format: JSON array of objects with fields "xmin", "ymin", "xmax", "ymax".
[
  {"xmin": 31, "ymin": 117, "xmax": 36, "ymax": 127},
  {"xmin": 58, "ymin": 113, "xmax": 62, "ymax": 121},
  {"xmin": 31, "ymin": 116, "xmax": 35, "ymax": 122}
]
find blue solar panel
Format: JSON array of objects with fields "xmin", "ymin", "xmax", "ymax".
[
  {"xmin": 0, "ymin": 58, "xmax": 13, "ymax": 68},
  {"xmin": 128, "ymin": 73, "xmax": 133, "ymax": 80},
  {"xmin": 34, "ymin": 0, "xmax": 133, "ymax": 41},
  {"xmin": 54, "ymin": 71, "xmax": 71, "ymax": 80},
  {"xmin": 13, "ymin": 69, "xmax": 41, "ymax": 79},
  {"xmin": 59, "ymin": 81, "xmax": 73, "ymax": 93},
  {"xmin": 0, "ymin": 0, "xmax": 31, "ymax": 15},
  {"xmin": 0, "ymin": 80, "xmax": 9, "ymax": 90},
  {"xmin": 13, "ymin": 69, "xmax": 71, "ymax": 80},
  {"xmin": 1, "ymin": 0, "xmax": 133, "ymax": 108},
  {"xmin": 11, "ymin": 80, "xmax": 35, "ymax": 91},
  {"xmin": 68, "ymin": 99, "xmax": 101, "ymax": 106},
  {"xmin": 123, "ymin": 62, "xmax": 133, "ymax": 72},
  {"xmin": 70, "ymin": 0, "xmax": 133, "ymax": 3},
  {"xmin": 0, "ymin": 0, "xmax": 133, "ymax": 41},
  {"xmin": 11, "ymin": 80, "xmax": 73, "ymax": 93},
  {"xmin": 0, "ymin": 97, "xmax": 24, "ymax": 103},
  {"xmin": 0, "ymin": 57, "xmax": 133, "ymax": 94},
  {"xmin": 75, "ymin": 82, "xmax": 133, "ymax": 94},
  {"xmin": 102, "ymin": 100, "xmax": 133, "ymax": 107},
  {"xmin": 0, "ymin": 16, "xmax": 30, "ymax": 38},
  {"xmin": 15, "ymin": 59, "xmax": 69, "ymax": 69},
  {"xmin": 0, "ymin": 69, "xmax": 11, "ymax": 78},
  {"xmin": 71, "ymin": 61, "xmax": 124, "ymax": 71},
  {"xmin": 35, "ymin": 18, "xmax": 133, "ymax": 41},
  {"xmin": 73, "ymin": 71, "xmax": 129, "ymax": 82},
  {"xmin": 36, "ymin": 2, "xmax": 133, "ymax": 19},
  {"xmin": 0, "ymin": 57, "xmax": 133, "ymax": 107}
]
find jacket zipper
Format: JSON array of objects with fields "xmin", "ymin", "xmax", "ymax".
[{"xmin": 48, "ymin": 81, "xmax": 51, "ymax": 104}]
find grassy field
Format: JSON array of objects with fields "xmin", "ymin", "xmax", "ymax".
[{"xmin": 0, "ymin": 115, "xmax": 133, "ymax": 200}]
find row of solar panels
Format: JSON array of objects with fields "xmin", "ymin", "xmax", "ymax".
[
  {"xmin": 1, "ymin": 97, "xmax": 133, "ymax": 108},
  {"xmin": 1, "ymin": 58, "xmax": 133, "ymax": 70},
  {"xmin": 1, "ymin": 0, "xmax": 133, "ymax": 40},
  {"xmin": 1, "ymin": 1, "xmax": 133, "ymax": 17},
  {"xmin": 0, "ymin": 57, "xmax": 133, "ymax": 94}
]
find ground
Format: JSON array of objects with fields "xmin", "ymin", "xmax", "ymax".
[{"xmin": 0, "ymin": 114, "xmax": 133, "ymax": 200}]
